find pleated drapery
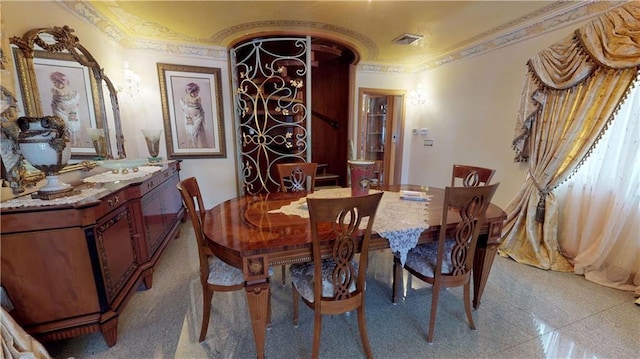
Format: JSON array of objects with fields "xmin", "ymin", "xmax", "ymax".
[{"xmin": 500, "ymin": 3, "xmax": 640, "ymax": 273}]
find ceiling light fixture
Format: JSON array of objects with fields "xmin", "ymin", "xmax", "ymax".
[{"xmin": 392, "ymin": 33, "xmax": 424, "ymax": 45}]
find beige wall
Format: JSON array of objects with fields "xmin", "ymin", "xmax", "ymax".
[
  {"xmin": 3, "ymin": 1, "xmax": 595, "ymax": 209},
  {"xmin": 356, "ymin": 22, "xmax": 594, "ymax": 208}
]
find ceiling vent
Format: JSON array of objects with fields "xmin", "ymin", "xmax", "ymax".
[{"xmin": 392, "ymin": 33, "xmax": 424, "ymax": 45}]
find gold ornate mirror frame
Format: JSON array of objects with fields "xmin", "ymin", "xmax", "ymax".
[{"xmin": 3, "ymin": 25, "xmax": 126, "ymax": 193}]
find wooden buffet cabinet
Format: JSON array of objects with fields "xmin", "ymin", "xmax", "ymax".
[{"xmin": 0, "ymin": 161, "xmax": 184, "ymax": 347}]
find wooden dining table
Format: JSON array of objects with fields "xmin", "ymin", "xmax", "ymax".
[{"xmin": 202, "ymin": 184, "xmax": 506, "ymax": 359}]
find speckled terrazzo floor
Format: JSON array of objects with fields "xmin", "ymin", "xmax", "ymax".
[{"xmin": 44, "ymin": 221, "xmax": 639, "ymax": 359}]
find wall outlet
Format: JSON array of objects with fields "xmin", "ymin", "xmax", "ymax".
[{"xmin": 419, "ymin": 128, "xmax": 428, "ymax": 135}]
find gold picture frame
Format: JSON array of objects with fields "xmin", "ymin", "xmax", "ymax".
[
  {"xmin": 157, "ymin": 63, "xmax": 226, "ymax": 159},
  {"xmin": 13, "ymin": 48, "xmax": 104, "ymax": 158}
]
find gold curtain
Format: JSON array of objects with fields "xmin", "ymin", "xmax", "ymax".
[{"xmin": 500, "ymin": 2, "xmax": 640, "ymax": 271}]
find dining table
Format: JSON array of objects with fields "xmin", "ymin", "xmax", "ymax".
[{"xmin": 202, "ymin": 184, "xmax": 506, "ymax": 359}]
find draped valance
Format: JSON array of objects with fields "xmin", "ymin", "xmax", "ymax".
[{"xmin": 513, "ymin": 2, "xmax": 640, "ymax": 162}]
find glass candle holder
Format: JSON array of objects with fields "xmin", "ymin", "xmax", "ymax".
[
  {"xmin": 87, "ymin": 127, "xmax": 108, "ymax": 160},
  {"xmin": 142, "ymin": 129, "xmax": 162, "ymax": 162}
]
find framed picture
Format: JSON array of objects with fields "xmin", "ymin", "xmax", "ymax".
[
  {"xmin": 157, "ymin": 63, "xmax": 226, "ymax": 158},
  {"xmin": 13, "ymin": 48, "xmax": 103, "ymax": 158}
]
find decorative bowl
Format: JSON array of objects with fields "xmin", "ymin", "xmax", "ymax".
[{"xmin": 96, "ymin": 158, "xmax": 148, "ymax": 174}]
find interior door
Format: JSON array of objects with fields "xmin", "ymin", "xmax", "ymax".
[{"xmin": 358, "ymin": 88, "xmax": 405, "ymax": 186}]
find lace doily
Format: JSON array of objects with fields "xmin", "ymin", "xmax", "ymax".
[
  {"xmin": 1, "ymin": 187, "xmax": 107, "ymax": 209},
  {"xmin": 269, "ymin": 188, "xmax": 431, "ymax": 265},
  {"xmin": 82, "ymin": 165, "xmax": 162, "ymax": 183}
]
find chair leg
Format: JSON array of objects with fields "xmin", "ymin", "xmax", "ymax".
[
  {"xmin": 357, "ymin": 305, "xmax": 373, "ymax": 359},
  {"xmin": 463, "ymin": 282, "xmax": 476, "ymax": 330},
  {"xmin": 311, "ymin": 311, "xmax": 323, "ymax": 359},
  {"xmin": 267, "ymin": 287, "xmax": 272, "ymax": 330},
  {"xmin": 392, "ymin": 257, "xmax": 402, "ymax": 303},
  {"xmin": 199, "ymin": 287, "xmax": 214, "ymax": 342},
  {"xmin": 292, "ymin": 287, "xmax": 299, "ymax": 327},
  {"xmin": 427, "ymin": 281, "xmax": 441, "ymax": 343},
  {"xmin": 281, "ymin": 265, "xmax": 287, "ymax": 286}
]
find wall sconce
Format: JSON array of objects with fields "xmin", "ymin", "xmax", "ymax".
[
  {"xmin": 119, "ymin": 61, "xmax": 140, "ymax": 98},
  {"xmin": 410, "ymin": 84, "xmax": 426, "ymax": 105}
]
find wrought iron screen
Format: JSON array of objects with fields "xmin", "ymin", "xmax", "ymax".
[{"xmin": 231, "ymin": 37, "xmax": 312, "ymax": 194}]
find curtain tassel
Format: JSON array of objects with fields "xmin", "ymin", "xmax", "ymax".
[{"xmin": 535, "ymin": 192, "xmax": 546, "ymax": 223}]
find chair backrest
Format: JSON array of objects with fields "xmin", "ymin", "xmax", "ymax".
[
  {"xmin": 277, "ymin": 162, "xmax": 318, "ymax": 193},
  {"xmin": 176, "ymin": 177, "xmax": 211, "ymax": 284},
  {"xmin": 451, "ymin": 164, "xmax": 495, "ymax": 187},
  {"xmin": 307, "ymin": 192, "xmax": 383, "ymax": 303},
  {"xmin": 437, "ymin": 183, "xmax": 499, "ymax": 280}
]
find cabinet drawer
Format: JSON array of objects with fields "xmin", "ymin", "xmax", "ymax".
[
  {"xmin": 93, "ymin": 190, "xmax": 127, "ymax": 219},
  {"xmin": 139, "ymin": 166, "xmax": 176, "ymax": 196}
]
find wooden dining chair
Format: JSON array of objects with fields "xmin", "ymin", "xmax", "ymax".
[
  {"xmin": 276, "ymin": 162, "xmax": 318, "ymax": 193},
  {"xmin": 290, "ymin": 192, "xmax": 383, "ymax": 359},
  {"xmin": 392, "ymin": 183, "xmax": 499, "ymax": 343},
  {"xmin": 276, "ymin": 161, "xmax": 318, "ymax": 284},
  {"xmin": 177, "ymin": 177, "xmax": 271, "ymax": 342},
  {"xmin": 451, "ymin": 164, "xmax": 495, "ymax": 187}
]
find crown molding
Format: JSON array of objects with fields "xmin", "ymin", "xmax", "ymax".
[{"xmin": 58, "ymin": 0, "xmax": 627, "ymax": 74}]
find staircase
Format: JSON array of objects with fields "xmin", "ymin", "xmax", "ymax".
[{"xmin": 315, "ymin": 163, "xmax": 341, "ymax": 188}]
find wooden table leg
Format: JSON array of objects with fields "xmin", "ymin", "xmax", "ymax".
[
  {"xmin": 473, "ymin": 235, "xmax": 500, "ymax": 309},
  {"xmin": 243, "ymin": 254, "xmax": 271, "ymax": 359},
  {"xmin": 245, "ymin": 280, "xmax": 270, "ymax": 359}
]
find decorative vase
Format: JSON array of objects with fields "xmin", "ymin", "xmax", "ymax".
[
  {"xmin": 141, "ymin": 129, "xmax": 162, "ymax": 163},
  {"xmin": 17, "ymin": 116, "xmax": 78, "ymax": 199},
  {"xmin": 87, "ymin": 127, "xmax": 109, "ymax": 160},
  {"xmin": 347, "ymin": 160, "xmax": 375, "ymax": 197}
]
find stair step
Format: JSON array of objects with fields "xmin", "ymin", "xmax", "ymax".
[{"xmin": 315, "ymin": 173, "xmax": 340, "ymax": 186}]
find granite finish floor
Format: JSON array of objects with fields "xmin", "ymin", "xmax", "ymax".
[{"xmin": 45, "ymin": 222, "xmax": 639, "ymax": 359}]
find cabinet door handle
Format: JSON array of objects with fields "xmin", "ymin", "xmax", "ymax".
[{"xmin": 108, "ymin": 196, "xmax": 120, "ymax": 207}]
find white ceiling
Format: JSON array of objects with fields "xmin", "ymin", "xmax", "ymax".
[{"xmin": 65, "ymin": 1, "xmax": 625, "ymax": 71}]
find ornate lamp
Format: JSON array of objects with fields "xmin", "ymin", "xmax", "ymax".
[{"xmin": 17, "ymin": 116, "xmax": 79, "ymax": 199}]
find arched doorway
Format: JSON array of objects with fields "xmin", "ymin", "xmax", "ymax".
[{"xmin": 229, "ymin": 35, "xmax": 357, "ymax": 194}]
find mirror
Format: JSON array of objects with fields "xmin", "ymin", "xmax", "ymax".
[{"xmin": 4, "ymin": 25, "xmax": 125, "ymax": 192}]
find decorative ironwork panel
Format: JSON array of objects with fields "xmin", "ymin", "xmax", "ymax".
[{"xmin": 231, "ymin": 37, "xmax": 311, "ymax": 194}]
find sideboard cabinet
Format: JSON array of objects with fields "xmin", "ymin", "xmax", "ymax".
[{"xmin": 0, "ymin": 161, "xmax": 184, "ymax": 347}]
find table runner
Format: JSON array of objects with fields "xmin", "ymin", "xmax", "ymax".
[{"xmin": 269, "ymin": 188, "xmax": 430, "ymax": 265}]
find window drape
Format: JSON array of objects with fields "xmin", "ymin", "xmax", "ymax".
[
  {"xmin": 499, "ymin": 3, "xmax": 640, "ymax": 274},
  {"xmin": 557, "ymin": 82, "xmax": 639, "ymax": 294}
]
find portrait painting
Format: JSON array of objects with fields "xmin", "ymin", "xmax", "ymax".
[
  {"xmin": 13, "ymin": 48, "xmax": 101, "ymax": 158},
  {"xmin": 157, "ymin": 63, "xmax": 226, "ymax": 158}
]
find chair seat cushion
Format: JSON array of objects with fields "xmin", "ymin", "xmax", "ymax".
[
  {"xmin": 207, "ymin": 258, "xmax": 275, "ymax": 286},
  {"xmin": 207, "ymin": 257, "xmax": 245, "ymax": 286},
  {"xmin": 290, "ymin": 259, "xmax": 359, "ymax": 302},
  {"xmin": 404, "ymin": 240, "xmax": 455, "ymax": 277}
]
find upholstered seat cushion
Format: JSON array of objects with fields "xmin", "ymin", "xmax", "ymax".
[
  {"xmin": 207, "ymin": 257, "xmax": 275, "ymax": 286},
  {"xmin": 290, "ymin": 259, "xmax": 359, "ymax": 302},
  {"xmin": 403, "ymin": 240, "xmax": 456, "ymax": 277},
  {"xmin": 208, "ymin": 257, "xmax": 245, "ymax": 286}
]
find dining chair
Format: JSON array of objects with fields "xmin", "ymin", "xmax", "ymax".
[
  {"xmin": 392, "ymin": 183, "xmax": 499, "ymax": 343},
  {"xmin": 177, "ymin": 177, "xmax": 271, "ymax": 342},
  {"xmin": 451, "ymin": 164, "xmax": 495, "ymax": 187},
  {"xmin": 276, "ymin": 161, "xmax": 318, "ymax": 285},
  {"xmin": 290, "ymin": 192, "xmax": 383, "ymax": 359},
  {"xmin": 276, "ymin": 162, "xmax": 318, "ymax": 193}
]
